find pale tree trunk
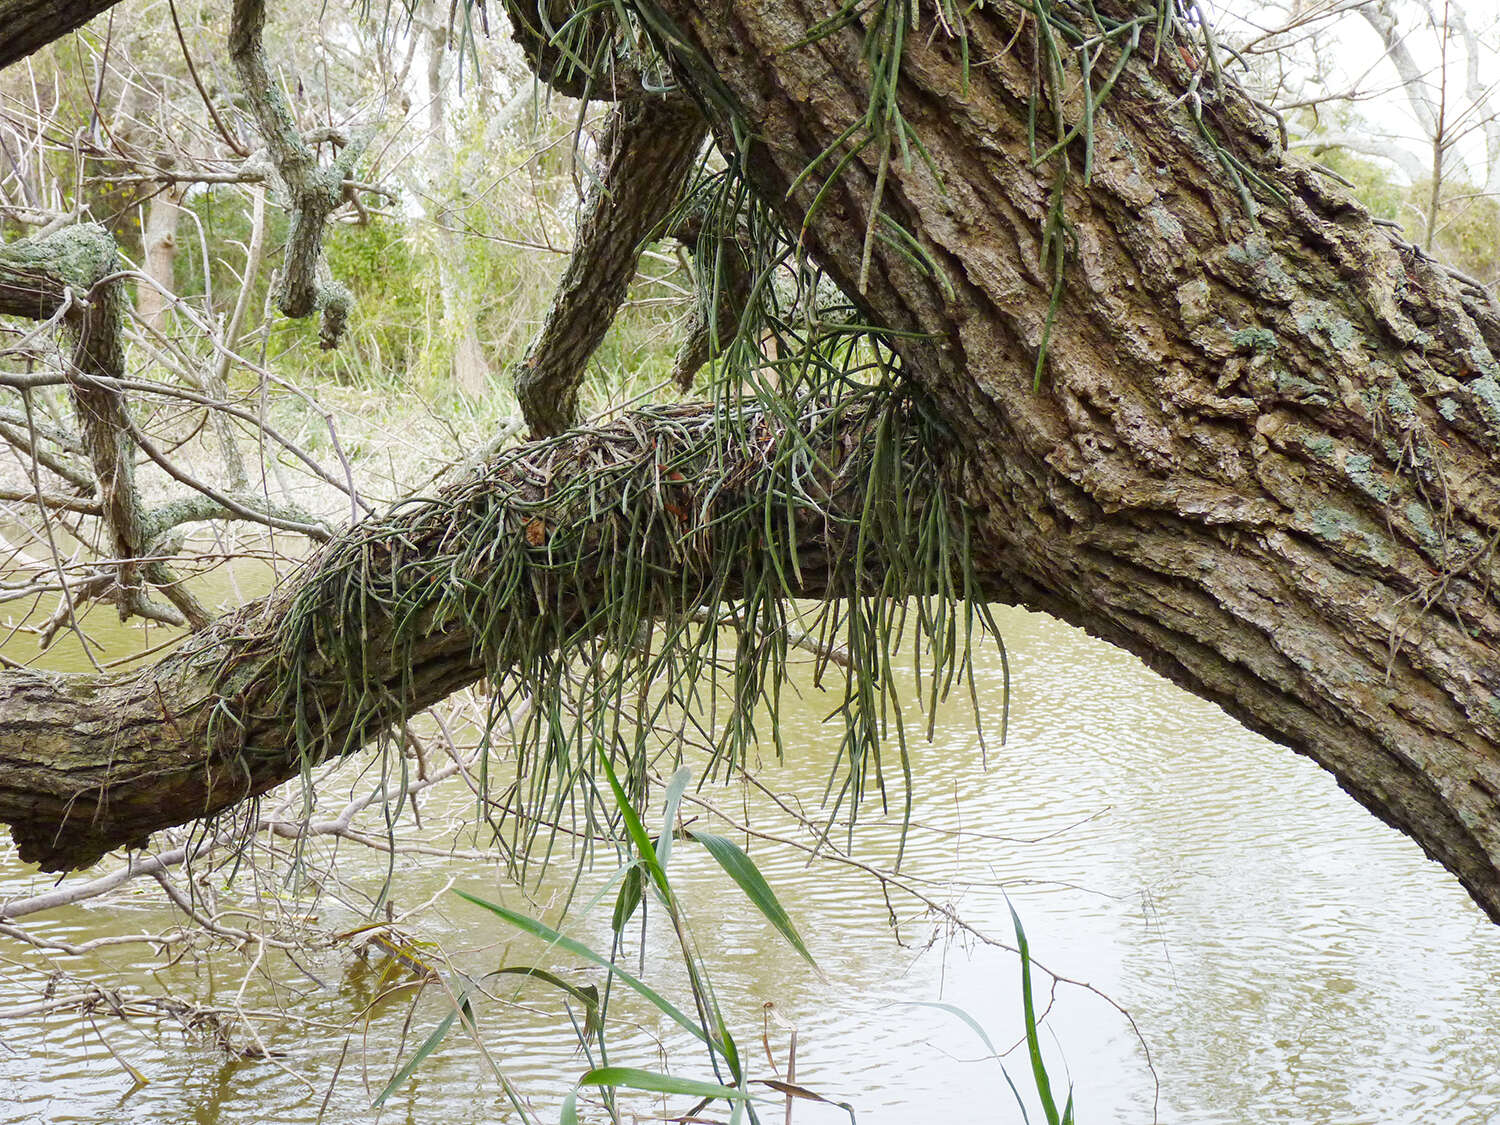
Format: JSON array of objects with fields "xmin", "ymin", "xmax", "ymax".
[
  {"xmin": 135, "ymin": 184, "xmax": 184, "ymax": 336},
  {"xmin": 4, "ymin": 0, "xmax": 1500, "ymax": 929},
  {"xmin": 422, "ymin": 11, "xmax": 492, "ymax": 399}
]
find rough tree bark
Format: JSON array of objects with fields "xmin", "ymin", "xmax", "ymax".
[
  {"xmin": 639, "ymin": 0, "xmax": 1500, "ymax": 920},
  {"xmin": 0, "ymin": 224, "xmax": 209, "ymax": 629},
  {"xmin": 136, "ymin": 184, "xmax": 184, "ymax": 336},
  {"xmin": 228, "ymin": 0, "xmax": 357, "ymax": 347},
  {"xmin": 4, "ymin": 0, "xmax": 1500, "ymax": 929},
  {"xmin": 0, "ymin": 0, "xmax": 123, "ymax": 71}
]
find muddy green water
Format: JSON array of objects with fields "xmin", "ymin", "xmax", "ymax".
[{"xmin": 2, "ymin": 590, "xmax": 1498, "ymax": 1123}]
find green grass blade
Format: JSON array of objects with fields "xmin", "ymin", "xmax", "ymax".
[
  {"xmin": 455, "ymin": 889, "xmax": 712, "ymax": 1049},
  {"xmin": 577, "ymin": 1065, "xmax": 756, "ymax": 1102},
  {"xmin": 685, "ymin": 830, "xmax": 816, "ymax": 967},
  {"xmin": 373, "ymin": 988, "xmax": 470, "ymax": 1106},
  {"xmin": 597, "ymin": 745, "xmax": 668, "ymax": 897},
  {"xmin": 910, "ymin": 996, "xmax": 1035, "ymax": 1122},
  {"xmin": 1008, "ymin": 899, "xmax": 1062, "ymax": 1125},
  {"xmin": 494, "ymin": 966, "xmax": 601, "ymax": 1016},
  {"xmin": 656, "ymin": 765, "xmax": 693, "ymax": 872},
  {"xmin": 898, "ymin": 999, "xmax": 998, "ymax": 1056},
  {"xmin": 611, "ymin": 862, "xmax": 645, "ymax": 935},
  {"xmin": 1002, "ymin": 1065, "xmax": 1033, "ymax": 1125}
]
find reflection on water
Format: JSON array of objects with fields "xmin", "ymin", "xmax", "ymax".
[{"xmin": 2, "ymin": 604, "xmax": 1499, "ymax": 1124}]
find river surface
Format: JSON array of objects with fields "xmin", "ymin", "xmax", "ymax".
[{"xmin": 1, "ymin": 588, "xmax": 1498, "ymax": 1124}]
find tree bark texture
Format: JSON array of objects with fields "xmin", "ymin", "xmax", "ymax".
[
  {"xmin": 136, "ymin": 185, "xmax": 184, "ymax": 337},
  {"xmin": 1, "ymin": 225, "xmax": 146, "ymax": 597},
  {"xmin": 0, "ymin": 0, "xmax": 122, "ymax": 71},
  {"xmin": 228, "ymin": 0, "xmax": 354, "ymax": 346},
  {"xmin": 643, "ymin": 0, "xmax": 1500, "ymax": 920}
]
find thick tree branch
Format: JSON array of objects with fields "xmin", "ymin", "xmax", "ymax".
[
  {"xmin": 228, "ymin": 0, "xmax": 357, "ymax": 348},
  {"xmin": 646, "ymin": 0, "xmax": 1500, "ymax": 922},
  {"xmin": 667, "ymin": 209, "xmax": 755, "ymax": 392},
  {"xmin": 0, "ymin": 0, "xmax": 125, "ymax": 71},
  {"xmin": 0, "ymin": 224, "xmax": 323, "ymax": 631},
  {"xmin": 0, "ymin": 397, "xmax": 945, "ymax": 871},
  {"xmin": 0, "ymin": 224, "xmax": 158, "ymax": 617},
  {"xmin": 516, "ymin": 92, "xmax": 707, "ymax": 435}
]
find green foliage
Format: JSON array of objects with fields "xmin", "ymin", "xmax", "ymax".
[
  {"xmin": 920, "ymin": 905, "xmax": 1078, "ymax": 1125},
  {"xmin": 1008, "ymin": 901, "xmax": 1075, "ymax": 1125},
  {"xmin": 378, "ymin": 763, "xmax": 816, "ymax": 1119},
  {"xmin": 1419, "ymin": 183, "xmax": 1500, "ymax": 285},
  {"xmin": 319, "ymin": 216, "xmax": 428, "ymax": 376}
]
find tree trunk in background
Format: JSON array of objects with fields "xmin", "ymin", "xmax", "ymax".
[
  {"xmin": 422, "ymin": 10, "xmax": 493, "ymax": 400},
  {"xmin": 135, "ymin": 184, "xmax": 183, "ymax": 336}
]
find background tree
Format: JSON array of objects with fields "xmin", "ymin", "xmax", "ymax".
[{"xmin": 1232, "ymin": 0, "xmax": 1500, "ymax": 281}]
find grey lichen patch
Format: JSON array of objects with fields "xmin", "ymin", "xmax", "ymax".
[
  {"xmin": 1437, "ymin": 396, "xmax": 1460, "ymax": 421},
  {"xmin": 1343, "ymin": 452, "xmax": 1393, "ymax": 503},
  {"xmin": 1382, "ymin": 377, "xmax": 1419, "ymax": 427},
  {"xmin": 1146, "ymin": 203, "xmax": 1185, "ymax": 242},
  {"xmin": 1404, "ymin": 502, "xmax": 1441, "ymax": 549},
  {"xmin": 1224, "ymin": 239, "xmax": 1266, "ymax": 266},
  {"xmin": 1174, "ymin": 276, "xmax": 1214, "ymax": 327},
  {"xmin": 1300, "ymin": 432, "xmax": 1337, "ymax": 461},
  {"xmin": 1468, "ymin": 346, "xmax": 1500, "ymax": 380},
  {"xmin": 1221, "ymin": 236, "xmax": 1295, "ymax": 298},
  {"xmin": 1232, "ymin": 326, "xmax": 1278, "ymax": 354},
  {"xmin": 1295, "ymin": 300, "xmax": 1359, "ymax": 351},
  {"xmin": 1466, "ymin": 374, "xmax": 1500, "ymax": 436},
  {"xmin": 1307, "ymin": 505, "xmax": 1394, "ymax": 566}
]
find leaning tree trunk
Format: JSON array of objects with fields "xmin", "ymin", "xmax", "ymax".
[
  {"xmin": 0, "ymin": 0, "xmax": 123, "ymax": 70},
  {"xmin": 642, "ymin": 0, "xmax": 1500, "ymax": 920},
  {"xmin": 4, "ymin": 0, "xmax": 1500, "ymax": 927}
]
